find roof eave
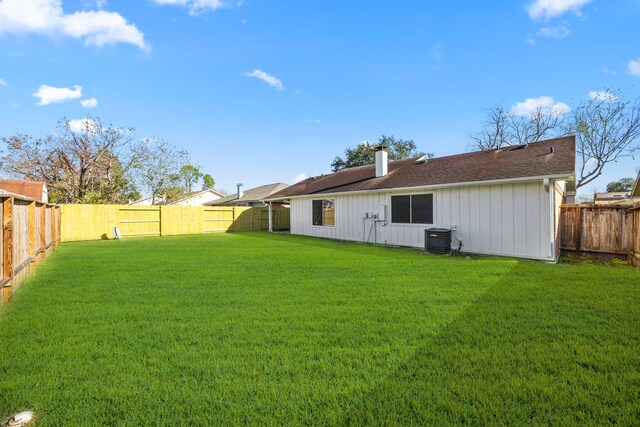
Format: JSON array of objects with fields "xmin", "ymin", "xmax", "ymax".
[{"xmin": 264, "ymin": 172, "xmax": 575, "ymax": 201}]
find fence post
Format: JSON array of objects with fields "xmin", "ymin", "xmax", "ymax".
[
  {"xmin": 49, "ymin": 206, "xmax": 55, "ymax": 252},
  {"xmin": 577, "ymin": 206, "xmax": 583, "ymax": 256},
  {"xmin": 55, "ymin": 206, "xmax": 61, "ymax": 248},
  {"xmin": 39, "ymin": 203, "xmax": 46, "ymax": 261},
  {"xmin": 2, "ymin": 197, "xmax": 14, "ymax": 303},
  {"xmin": 159, "ymin": 205, "xmax": 164, "ymax": 237},
  {"xmin": 28, "ymin": 201, "xmax": 36, "ymax": 272}
]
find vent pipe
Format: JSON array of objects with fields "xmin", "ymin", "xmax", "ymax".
[
  {"xmin": 237, "ymin": 183, "xmax": 244, "ymax": 199},
  {"xmin": 375, "ymin": 145, "xmax": 388, "ymax": 177}
]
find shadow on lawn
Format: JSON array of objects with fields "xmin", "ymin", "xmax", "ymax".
[
  {"xmin": 341, "ymin": 262, "xmax": 640, "ymax": 425},
  {"xmin": 230, "ymin": 231, "xmax": 463, "ymax": 260}
]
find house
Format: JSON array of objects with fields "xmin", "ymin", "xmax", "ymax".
[
  {"xmin": 593, "ymin": 192, "xmax": 631, "ymax": 205},
  {"xmin": 265, "ymin": 136, "xmax": 576, "ymax": 261},
  {"xmin": 0, "ymin": 179, "xmax": 48, "ymax": 203},
  {"xmin": 168, "ymin": 189, "xmax": 225, "ymax": 206},
  {"xmin": 206, "ymin": 183, "xmax": 289, "ymax": 207},
  {"xmin": 129, "ymin": 196, "xmax": 155, "ymax": 206},
  {"xmin": 131, "ymin": 189, "xmax": 224, "ymax": 206}
]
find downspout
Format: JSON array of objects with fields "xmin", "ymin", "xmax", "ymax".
[
  {"xmin": 544, "ymin": 178, "xmax": 556, "ymax": 262},
  {"xmin": 268, "ymin": 202, "xmax": 273, "ymax": 232}
]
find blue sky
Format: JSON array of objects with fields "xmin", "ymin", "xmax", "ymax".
[{"xmin": 1, "ymin": 0, "xmax": 639, "ymax": 196}]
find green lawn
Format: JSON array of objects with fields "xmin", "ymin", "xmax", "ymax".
[{"xmin": 1, "ymin": 232, "xmax": 639, "ymax": 425}]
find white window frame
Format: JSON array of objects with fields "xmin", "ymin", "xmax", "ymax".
[{"xmin": 311, "ymin": 198, "xmax": 336, "ymax": 227}]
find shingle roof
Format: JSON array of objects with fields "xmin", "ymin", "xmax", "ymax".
[
  {"xmin": 206, "ymin": 183, "xmax": 290, "ymax": 205},
  {"xmin": 267, "ymin": 136, "xmax": 575, "ymax": 199},
  {"xmin": 0, "ymin": 179, "xmax": 47, "ymax": 202}
]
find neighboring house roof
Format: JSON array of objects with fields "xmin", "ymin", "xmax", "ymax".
[
  {"xmin": 131, "ymin": 189, "xmax": 224, "ymax": 205},
  {"xmin": 594, "ymin": 192, "xmax": 630, "ymax": 201},
  {"xmin": 267, "ymin": 136, "xmax": 576, "ymax": 199},
  {"xmin": 130, "ymin": 196, "xmax": 155, "ymax": 205},
  {"xmin": 632, "ymin": 170, "xmax": 640, "ymax": 199},
  {"xmin": 0, "ymin": 179, "xmax": 48, "ymax": 203},
  {"xmin": 206, "ymin": 183, "xmax": 290, "ymax": 205},
  {"xmin": 168, "ymin": 189, "xmax": 224, "ymax": 205},
  {"xmin": 594, "ymin": 192, "xmax": 632, "ymax": 206}
]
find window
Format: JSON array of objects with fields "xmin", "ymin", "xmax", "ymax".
[
  {"xmin": 391, "ymin": 194, "xmax": 433, "ymax": 224},
  {"xmin": 312, "ymin": 199, "xmax": 335, "ymax": 226}
]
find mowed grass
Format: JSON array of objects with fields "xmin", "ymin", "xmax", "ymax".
[{"xmin": 1, "ymin": 233, "xmax": 639, "ymax": 425}]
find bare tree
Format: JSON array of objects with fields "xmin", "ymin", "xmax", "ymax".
[
  {"xmin": 470, "ymin": 103, "xmax": 566, "ymax": 150},
  {"xmin": 1, "ymin": 117, "xmax": 146, "ymax": 203},
  {"xmin": 469, "ymin": 104, "xmax": 510, "ymax": 150},
  {"xmin": 567, "ymin": 89, "xmax": 640, "ymax": 189},
  {"xmin": 510, "ymin": 105, "xmax": 565, "ymax": 145}
]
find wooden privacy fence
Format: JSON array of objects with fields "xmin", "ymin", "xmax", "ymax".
[
  {"xmin": 61, "ymin": 205, "xmax": 290, "ymax": 242},
  {"xmin": 630, "ymin": 204, "xmax": 640, "ymax": 268},
  {"xmin": 1, "ymin": 191, "xmax": 61, "ymax": 305},
  {"xmin": 559, "ymin": 204, "xmax": 639, "ymax": 266}
]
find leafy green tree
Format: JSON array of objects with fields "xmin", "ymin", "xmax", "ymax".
[
  {"xmin": 331, "ymin": 135, "xmax": 429, "ymax": 172},
  {"xmin": 606, "ymin": 177, "xmax": 635, "ymax": 192},
  {"xmin": 133, "ymin": 140, "xmax": 189, "ymax": 204},
  {"xmin": 180, "ymin": 164, "xmax": 203, "ymax": 193},
  {"xmin": 202, "ymin": 174, "xmax": 215, "ymax": 190}
]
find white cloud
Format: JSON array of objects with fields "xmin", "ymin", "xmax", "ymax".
[
  {"xmin": 68, "ymin": 118, "xmax": 97, "ymax": 133},
  {"xmin": 0, "ymin": 78, "xmax": 7, "ymax": 86},
  {"xmin": 304, "ymin": 118, "xmax": 320, "ymax": 124},
  {"xmin": 292, "ymin": 173, "xmax": 307, "ymax": 183},
  {"xmin": 33, "ymin": 84, "xmax": 82, "ymax": 106},
  {"xmin": 602, "ymin": 66, "xmax": 617, "ymax": 76},
  {"xmin": 0, "ymin": 0, "xmax": 147, "ymax": 50},
  {"xmin": 628, "ymin": 58, "xmax": 640, "ymax": 77},
  {"xmin": 527, "ymin": 0, "xmax": 592, "ymax": 20},
  {"xmin": 80, "ymin": 97, "xmax": 98, "ymax": 108},
  {"xmin": 536, "ymin": 24, "xmax": 570, "ymax": 39},
  {"xmin": 11, "ymin": 102, "xmax": 20, "ymax": 108},
  {"xmin": 588, "ymin": 91, "xmax": 618, "ymax": 102},
  {"xmin": 151, "ymin": 0, "xmax": 236, "ymax": 16},
  {"xmin": 511, "ymin": 96, "xmax": 570, "ymax": 116},
  {"xmin": 245, "ymin": 69, "xmax": 284, "ymax": 91}
]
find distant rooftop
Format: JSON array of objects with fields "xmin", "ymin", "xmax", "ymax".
[
  {"xmin": 206, "ymin": 183, "xmax": 289, "ymax": 205},
  {"xmin": 0, "ymin": 179, "xmax": 48, "ymax": 203}
]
